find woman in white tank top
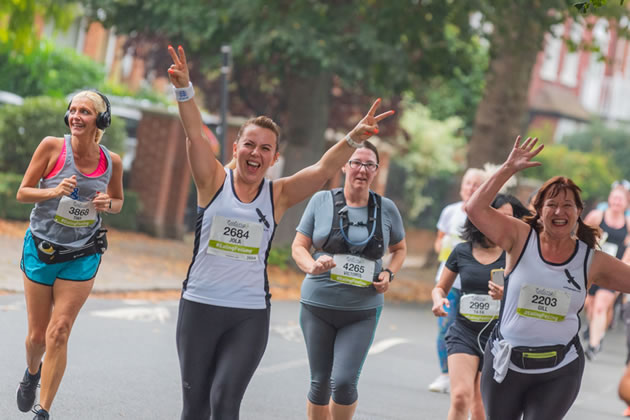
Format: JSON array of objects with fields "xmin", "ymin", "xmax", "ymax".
[
  {"xmin": 465, "ymin": 136, "xmax": 630, "ymax": 420},
  {"xmin": 167, "ymin": 45, "xmax": 395, "ymax": 420}
]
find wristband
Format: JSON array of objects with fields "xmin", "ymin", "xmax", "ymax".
[
  {"xmin": 344, "ymin": 134, "xmax": 362, "ymax": 149},
  {"xmin": 173, "ymin": 82, "xmax": 195, "ymax": 102},
  {"xmin": 109, "ymin": 200, "xmax": 112, "ymax": 210}
]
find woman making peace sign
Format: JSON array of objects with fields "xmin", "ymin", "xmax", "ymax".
[{"xmin": 167, "ymin": 45, "xmax": 394, "ymax": 420}]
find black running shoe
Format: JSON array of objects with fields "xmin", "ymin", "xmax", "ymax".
[
  {"xmin": 32, "ymin": 405, "xmax": 49, "ymax": 420},
  {"xmin": 17, "ymin": 364, "xmax": 41, "ymax": 412}
]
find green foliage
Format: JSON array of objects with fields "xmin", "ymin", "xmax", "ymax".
[
  {"xmin": 267, "ymin": 245, "xmax": 292, "ymax": 269},
  {"xmin": 80, "ymin": 0, "xmax": 480, "ymax": 102},
  {"xmin": 0, "ymin": 0, "xmax": 77, "ymax": 53},
  {"xmin": 420, "ymin": 25, "xmax": 489, "ymax": 140},
  {"xmin": 0, "ymin": 172, "xmax": 32, "ymax": 220},
  {"xmin": 562, "ymin": 121, "xmax": 630, "ymax": 185},
  {"xmin": 575, "ymin": 0, "xmax": 624, "ymax": 14},
  {"xmin": 103, "ymin": 190, "xmax": 141, "ymax": 231},
  {"xmin": 395, "ymin": 96, "xmax": 466, "ymax": 220},
  {"xmin": 0, "ymin": 97, "xmax": 126, "ymax": 174},
  {"xmin": 0, "ymin": 39, "xmax": 106, "ymax": 98},
  {"xmin": 526, "ymin": 145, "xmax": 619, "ymax": 201}
]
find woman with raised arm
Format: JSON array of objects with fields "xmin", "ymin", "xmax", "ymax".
[
  {"xmin": 432, "ymin": 194, "xmax": 530, "ymax": 420},
  {"xmin": 15, "ymin": 90, "xmax": 123, "ymax": 420},
  {"xmin": 166, "ymin": 45, "xmax": 394, "ymax": 420},
  {"xmin": 291, "ymin": 140, "xmax": 406, "ymax": 420},
  {"xmin": 465, "ymin": 137, "xmax": 630, "ymax": 420}
]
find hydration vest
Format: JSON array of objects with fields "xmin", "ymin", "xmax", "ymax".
[{"xmin": 319, "ymin": 188, "xmax": 384, "ymax": 260}]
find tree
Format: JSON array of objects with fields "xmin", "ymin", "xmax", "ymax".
[
  {"xmin": 562, "ymin": 120, "xmax": 630, "ymax": 184},
  {"xmin": 0, "ymin": 0, "xmax": 77, "ymax": 53},
  {"xmin": 80, "ymin": 0, "xmax": 481, "ymax": 242},
  {"xmin": 467, "ymin": 0, "xmax": 630, "ymax": 168}
]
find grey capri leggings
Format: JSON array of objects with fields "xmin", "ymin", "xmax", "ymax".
[
  {"xmin": 299, "ymin": 302, "xmax": 381, "ymax": 406},
  {"xmin": 480, "ymin": 340, "xmax": 585, "ymax": 420},
  {"xmin": 176, "ymin": 298, "xmax": 270, "ymax": 420}
]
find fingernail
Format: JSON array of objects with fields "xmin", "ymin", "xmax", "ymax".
[
  {"xmin": 178, "ymin": 45, "xmax": 182, "ymax": 49},
  {"xmin": 374, "ymin": 128, "xmax": 379, "ymax": 134},
  {"xmin": 168, "ymin": 45, "xmax": 173, "ymax": 49},
  {"xmin": 391, "ymin": 110, "xmax": 396, "ymax": 114}
]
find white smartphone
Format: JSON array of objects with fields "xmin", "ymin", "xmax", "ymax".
[{"xmin": 490, "ymin": 268, "xmax": 505, "ymax": 286}]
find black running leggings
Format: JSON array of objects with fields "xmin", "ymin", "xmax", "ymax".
[
  {"xmin": 299, "ymin": 303, "xmax": 381, "ymax": 406},
  {"xmin": 480, "ymin": 343, "xmax": 585, "ymax": 420},
  {"xmin": 176, "ymin": 298, "xmax": 270, "ymax": 420}
]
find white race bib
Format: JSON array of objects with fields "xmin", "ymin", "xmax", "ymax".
[
  {"xmin": 516, "ymin": 285, "xmax": 571, "ymax": 322},
  {"xmin": 54, "ymin": 196, "xmax": 97, "ymax": 228},
  {"xmin": 207, "ymin": 215, "xmax": 264, "ymax": 262},
  {"xmin": 459, "ymin": 294, "xmax": 500, "ymax": 322},
  {"xmin": 330, "ymin": 254, "xmax": 376, "ymax": 288}
]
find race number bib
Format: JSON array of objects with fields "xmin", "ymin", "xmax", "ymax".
[
  {"xmin": 54, "ymin": 196, "xmax": 97, "ymax": 228},
  {"xmin": 207, "ymin": 216, "xmax": 263, "ymax": 262},
  {"xmin": 459, "ymin": 294, "xmax": 500, "ymax": 322},
  {"xmin": 330, "ymin": 254, "xmax": 376, "ymax": 288},
  {"xmin": 516, "ymin": 285, "xmax": 571, "ymax": 322}
]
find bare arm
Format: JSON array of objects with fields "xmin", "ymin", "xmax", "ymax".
[
  {"xmin": 465, "ymin": 137, "xmax": 543, "ymax": 254},
  {"xmin": 434, "ymin": 230, "xmax": 446, "ymax": 254},
  {"xmin": 167, "ymin": 45, "xmax": 224, "ymax": 206},
  {"xmin": 431, "ymin": 267, "xmax": 457, "ymax": 317},
  {"xmin": 17, "ymin": 137, "xmax": 71, "ymax": 203},
  {"xmin": 291, "ymin": 231, "xmax": 336, "ymax": 275},
  {"xmin": 583, "ymin": 209, "xmax": 603, "ymax": 228},
  {"xmin": 92, "ymin": 152, "xmax": 124, "ymax": 214},
  {"xmin": 590, "ymin": 250, "xmax": 630, "ymax": 292},
  {"xmin": 273, "ymin": 99, "xmax": 395, "ymax": 221}
]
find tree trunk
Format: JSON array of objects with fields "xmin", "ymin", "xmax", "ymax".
[
  {"xmin": 468, "ymin": 4, "xmax": 547, "ymax": 168},
  {"xmin": 273, "ymin": 70, "xmax": 333, "ymax": 245}
]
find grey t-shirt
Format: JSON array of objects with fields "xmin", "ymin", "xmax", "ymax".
[{"xmin": 296, "ymin": 190, "xmax": 405, "ymax": 310}]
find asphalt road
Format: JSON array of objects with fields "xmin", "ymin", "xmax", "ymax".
[{"xmin": 0, "ymin": 296, "xmax": 627, "ymax": 419}]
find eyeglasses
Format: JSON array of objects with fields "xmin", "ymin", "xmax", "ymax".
[
  {"xmin": 348, "ymin": 159, "xmax": 379, "ymax": 172},
  {"xmin": 612, "ymin": 179, "xmax": 630, "ymax": 191}
]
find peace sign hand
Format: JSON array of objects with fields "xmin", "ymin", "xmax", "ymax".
[
  {"xmin": 505, "ymin": 136, "xmax": 544, "ymax": 173},
  {"xmin": 167, "ymin": 45, "xmax": 191, "ymax": 88},
  {"xmin": 347, "ymin": 98, "xmax": 395, "ymax": 144}
]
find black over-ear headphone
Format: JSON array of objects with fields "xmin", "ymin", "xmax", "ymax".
[{"xmin": 64, "ymin": 90, "xmax": 111, "ymax": 130}]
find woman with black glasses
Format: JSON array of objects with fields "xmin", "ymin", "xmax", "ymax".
[{"xmin": 291, "ymin": 141, "xmax": 407, "ymax": 420}]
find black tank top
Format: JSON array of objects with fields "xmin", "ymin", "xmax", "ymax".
[{"xmin": 600, "ymin": 215, "xmax": 627, "ymax": 259}]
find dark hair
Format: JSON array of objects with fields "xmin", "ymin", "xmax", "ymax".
[
  {"xmin": 360, "ymin": 140, "xmax": 380, "ymax": 164},
  {"xmin": 524, "ymin": 176, "xmax": 600, "ymax": 248},
  {"xmin": 461, "ymin": 194, "xmax": 530, "ymax": 248},
  {"xmin": 236, "ymin": 116, "xmax": 281, "ymax": 149}
]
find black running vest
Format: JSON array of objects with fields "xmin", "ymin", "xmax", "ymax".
[{"xmin": 318, "ymin": 188, "xmax": 385, "ymax": 260}]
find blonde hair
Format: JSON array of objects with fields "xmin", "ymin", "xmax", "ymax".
[{"xmin": 71, "ymin": 91, "xmax": 107, "ymax": 144}]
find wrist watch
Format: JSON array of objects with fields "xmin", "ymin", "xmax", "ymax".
[{"xmin": 383, "ymin": 268, "xmax": 394, "ymax": 282}]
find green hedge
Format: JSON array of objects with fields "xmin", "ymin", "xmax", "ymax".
[
  {"xmin": 0, "ymin": 172, "xmax": 32, "ymax": 220},
  {"xmin": 102, "ymin": 190, "xmax": 141, "ymax": 231}
]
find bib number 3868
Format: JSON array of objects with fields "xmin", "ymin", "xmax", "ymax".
[{"xmin": 54, "ymin": 196, "xmax": 97, "ymax": 228}]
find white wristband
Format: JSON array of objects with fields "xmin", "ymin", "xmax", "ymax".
[
  {"xmin": 344, "ymin": 135, "xmax": 362, "ymax": 149},
  {"xmin": 173, "ymin": 82, "xmax": 195, "ymax": 102}
]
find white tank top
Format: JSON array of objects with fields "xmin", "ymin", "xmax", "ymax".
[
  {"xmin": 183, "ymin": 168, "xmax": 276, "ymax": 309},
  {"xmin": 499, "ymin": 228, "xmax": 591, "ymax": 373}
]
